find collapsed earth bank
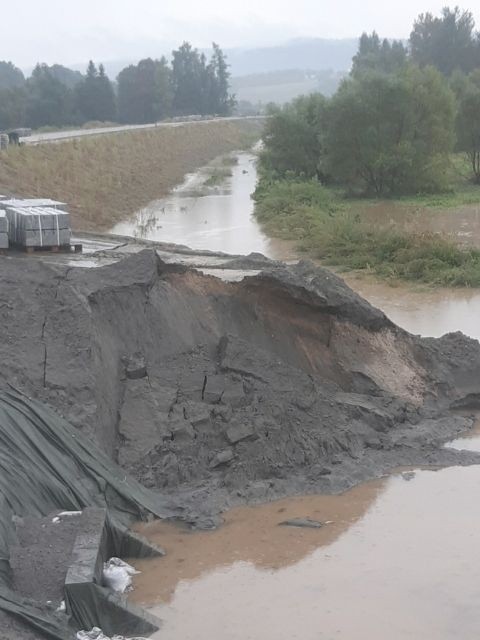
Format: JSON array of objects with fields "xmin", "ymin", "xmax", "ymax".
[{"xmin": 1, "ymin": 249, "xmax": 480, "ymax": 524}]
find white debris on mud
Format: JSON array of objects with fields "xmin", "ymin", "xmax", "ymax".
[
  {"xmin": 76, "ymin": 627, "xmax": 147, "ymax": 640},
  {"xmin": 102, "ymin": 558, "xmax": 140, "ymax": 593}
]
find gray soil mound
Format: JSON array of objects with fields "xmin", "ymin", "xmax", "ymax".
[{"xmin": 1, "ymin": 249, "xmax": 480, "ymax": 525}]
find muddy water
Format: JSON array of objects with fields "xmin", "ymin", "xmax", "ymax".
[
  {"xmin": 132, "ymin": 435, "xmax": 480, "ymax": 640},
  {"xmin": 111, "ymin": 152, "xmax": 295, "ymax": 259},
  {"xmin": 342, "ymin": 273, "xmax": 480, "ymax": 341}
]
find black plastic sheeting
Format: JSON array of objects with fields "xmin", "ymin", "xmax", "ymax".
[{"xmin": 0, "ymin": 391, "xmax": 174, "ymax": 639}]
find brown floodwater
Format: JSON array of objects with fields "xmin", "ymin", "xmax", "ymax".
[
  {"xmin": 131, "ymin": 425, "xmax": 480, "ymax": 640},
  {"xmin": 341, "ymin": 273, "xmax": 480, "ymax": 341},
  {"xmin": 110, "ymin": 152, "xmax": 296, "ymax": 260}
]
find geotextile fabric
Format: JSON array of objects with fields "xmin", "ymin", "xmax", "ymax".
[{"xmin": 0, "ymin": 391, "xmax": 169, "ymax": 639}]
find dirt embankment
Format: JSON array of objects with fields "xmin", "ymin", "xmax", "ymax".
[
  {"xmin": 1, "ymin": 250, "xmax": 480, "ymax": 525},
  {"xmin": 0, "ymin": 119, "xmax": 263, "ymax": 232}
]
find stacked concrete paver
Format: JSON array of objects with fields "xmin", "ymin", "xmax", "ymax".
[
  {"xmin": 0, "ymin": 211, "xmax": 8, "ymax": 249},
  {"xmin": 5, "ymin": 207, "xmax": 71, "ymax": 248}
]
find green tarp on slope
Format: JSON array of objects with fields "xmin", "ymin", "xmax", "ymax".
[{"xmin": 0, "ymin": 391, "xmax": 174, "ymax": 639}]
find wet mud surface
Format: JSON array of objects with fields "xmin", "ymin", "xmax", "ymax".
[{"xmin": 1, "ymin": 248, "xmax": 480, "ymax": 530}]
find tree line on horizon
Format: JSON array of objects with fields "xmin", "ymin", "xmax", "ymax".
[
  {"xmin": 262, "ymin": 6, "xmax": 480, "ymax": 194},
  {"xmin": 0, "ymin": 42, "xmax": 235, "ymax": 131}
]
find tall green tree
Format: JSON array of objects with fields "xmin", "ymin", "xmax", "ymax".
[
  {"xmin": 352, "ymin": 32, "xmax": 407, "ymax": 77},
  {"xmin": 261, "ymin": 94, "xmax": 328, "ymax": 178},
  {"xmin": 48, "ymin": 64, "xmax": 83, "ymax": 89},
  {"xmin": 410, "ymin": 7, "xmax": 480, "ymax": 75},
  {"xmin": 25, "ymin": 64, "xmax": 73, "ymax": 128},
  {"xmin": 117, "ymin": 58, "xmax": 172, "ymax": 124},
  {"xmin": 0, "ymin": 87, "xmax": 27, "ymax": 129},
  {"xmin": 171, "ymin": 42, "xmax": 205, "ymax": 115},
  {"xmin": 208, "ymin": 43, "xmax": 235, "ymax": 115},
  {"xmin": 0, "ymin": 61, "xmax": 25, "ymax": 90},
  {"xmin": 74, "ymin": 61, "xmax": 116, "ymax": 122},
  {"xmin": 455, "ymin": 70, "xmax": 480, "ymax": 183},
  {"xmin": 170, "ymin": 42, "xmax": 233, "ymax": 116},
  {"xmin": 326, "ymin": 65, "xmax": 456, "ymax": 195}
]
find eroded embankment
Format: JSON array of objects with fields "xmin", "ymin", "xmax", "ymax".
[
  {"xmin": 1, "ymin": 250, "xmax": 480, "ymax": 524},
  {"xmin": 0, "ymin": 119, "xmax": 263, "ymax": 231}
]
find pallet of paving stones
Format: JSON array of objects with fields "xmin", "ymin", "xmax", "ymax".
[
  {"xmin": 6, "ymin": 206, "xmax": 71, "ymax": 248},
  {"xmin": 0, "ymin": 211, "xmax": 8, "ymax": 250}
]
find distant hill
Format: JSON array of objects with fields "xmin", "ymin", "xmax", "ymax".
[
  {"xmin": 55, "ymin": 37, "xmax": 358, "ymax": 82},
  {"xmin": 226, "ymin": 38, "xmax": 358, "ymax": 76},
  {"xmin": 231, "ymin": 68, "xmax": 346, "ymax": 105}
]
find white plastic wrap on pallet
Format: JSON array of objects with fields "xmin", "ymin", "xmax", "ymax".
[
  {"xmin": 6, "ymin": 206, "xmax": 71, "ymax": 247},
  {"xmin": 14, "ymin": 228, "xmax": 71, "ymax": 247},
  {"xmin": 11, "ymin": 207, "xmax": 70, "ymax": 230},
  {"xmin": 0, "ymin": 211, "xmax": 8, "ymax": 233},
  {"xmin": 0, "ymin": 198, "xmax": 68, "ymax": 211}
]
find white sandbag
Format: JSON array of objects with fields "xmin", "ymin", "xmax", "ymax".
[
  {"xmin": 76, "ymin": 626, "xmax": 147, "ymax": 640},
  {"xmin": 102, "ymin": 557, "xmax": 140, "ymax": 593}
]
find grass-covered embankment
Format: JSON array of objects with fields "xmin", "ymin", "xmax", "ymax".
[
  {"xmin": 0, "ymin": 119, "xmax": 263, "ymax": 231},
  {"xmin": 254, "ymin": 176, "xmax": 480, "ymax": 287}
]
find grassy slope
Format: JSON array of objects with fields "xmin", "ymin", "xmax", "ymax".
[
  {"xmin": 0, "ymin": 119, "xmax": 263, "ymax": 231},
  {"xmin": 254, "ymin": 174, "xmax": 480, "ymax": 287}
]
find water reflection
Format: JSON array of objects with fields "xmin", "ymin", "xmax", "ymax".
[
  {"xmin": 132, "ymin": 466, "xmax": 480, "ymax": 640},
  {"xmin": 131, "ymin": 478, "xmax": 387, "ymax": 603},
  {"xmin": 342, "ymin": 273, "xmax": 480, "ymax": 341},
  {"xmin": 111, "ymin": 152, "xmax": 291, "ymax": 257}
]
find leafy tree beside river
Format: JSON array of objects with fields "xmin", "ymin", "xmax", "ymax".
[
  {"xmin": 262, "ymin": 65, "xmax": 456, "ymax": 196},
  {"xmin": 256, "ymin": 6, "xmax": 480, "ymax": 287}
]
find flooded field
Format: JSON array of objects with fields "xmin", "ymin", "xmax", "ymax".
[
  {"xmin": 359, "ymin": 200, "xmax": 480, "ymax": 248},
  {"xmin": 131, "ymin": 424, "xmax": 480, "ymax": 640},
  {"xmin": 117, "ymin": 149, "xmax": 480, "ymax": 640}
]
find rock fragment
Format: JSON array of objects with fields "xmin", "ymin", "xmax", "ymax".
[
  {"xmin": 279, "ymin": 518, "xmax": 325, "ymax": 529},
  {"xmin": 209, "ymin": 449, "xmax": 234, "ymax": 468}
]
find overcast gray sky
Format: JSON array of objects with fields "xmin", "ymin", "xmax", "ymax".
[{"xmin": 4, "ymin": 1, "xmax": 480, "ymax": 68}]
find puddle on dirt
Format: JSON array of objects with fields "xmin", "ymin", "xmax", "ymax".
[
  {"xmin": 131, "ymin": 460, "xmax": 480, "ymax": 640},
  {"xmin": 110, "ymin": 152, "xmax": 295, "ymax": 259}
]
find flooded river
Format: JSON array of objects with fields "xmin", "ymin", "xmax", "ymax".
[
  {"xmin": 132, "ymin": 433, "xmax": 480, "ymax": 640},
  {"xmin": 111, "ymin": 152, "xmax": 295, "ymax": 259},
  {"xmin": 120, "ymin": 149, "xmax": 480, "ymax": 639}
]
